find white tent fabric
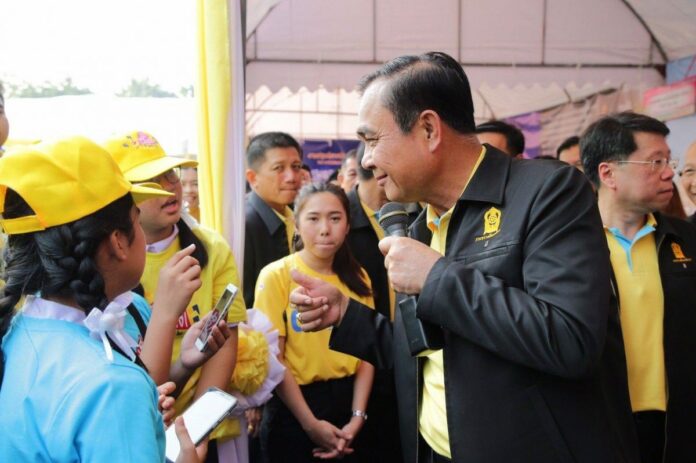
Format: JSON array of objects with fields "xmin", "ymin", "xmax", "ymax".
[{"xmin": 244, "ymin": 0, "xmax": 696, "ymax": 120}]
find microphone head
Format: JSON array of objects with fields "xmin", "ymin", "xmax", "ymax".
[{"xmin": 378, "ymin": 202, "xmax": 409, "ymax": 237}]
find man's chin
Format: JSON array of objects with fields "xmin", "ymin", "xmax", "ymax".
[{"xmin": 385, "ymin": 188, "xmax": 417, "ymax": 204}]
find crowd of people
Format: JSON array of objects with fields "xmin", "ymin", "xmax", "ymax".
[{"xmin": 0, "ymin": 51, "xmax": 695, "ymax": 463}]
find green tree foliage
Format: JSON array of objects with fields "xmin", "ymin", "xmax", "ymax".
[
  {"xmin": 7, "ymin": 78, "xmax": 92, "ymax": 98},
  {"xmin": 117, "ymin": 78, "xmax": 177, "ymax": 98},
  {"xmin": 179, "ymin": 85, "xmax": 194, "ymax": 97}
]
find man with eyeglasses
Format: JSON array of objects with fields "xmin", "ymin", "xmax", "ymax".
[
  {"xmin": 678, "ymin": 140, "xmax": 696, "ymax": 224},
  {"xmin": 581, "ymin": 111, "xmax": 696, "ymax": 463}
]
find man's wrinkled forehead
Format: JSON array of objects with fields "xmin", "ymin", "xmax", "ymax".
[{"xmin": 356, "ymin": 80, "xmax": 391, "ymax": 140}]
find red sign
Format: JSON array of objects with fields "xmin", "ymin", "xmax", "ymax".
[{"xmin": 644, "ymin": 77, "xmax": 696, "ymax": 121}]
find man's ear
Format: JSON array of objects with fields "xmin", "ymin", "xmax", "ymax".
[
  {"xmin": 598, "ymin": 162, "xmax": 616, "ymax": 189},
  {"xmin": 246, "ymin": 168, "xmax": 257, "ymax": 188},
  {"xmin": 419, "ymin": 110, "xmax": 442, "ymax": 151}
]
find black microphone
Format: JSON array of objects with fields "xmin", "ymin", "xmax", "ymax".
[
  {"xmin": 378, "ymin": 202, "xmax": 410, "ymax": 237},
  {"xmin": 379, "ymin": 203, "xmax": 444, "ymax": 356}
]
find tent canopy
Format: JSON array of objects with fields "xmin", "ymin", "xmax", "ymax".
[{"xmin": 245, "ymin": 0, "xmax": 695, "ymax": 97}]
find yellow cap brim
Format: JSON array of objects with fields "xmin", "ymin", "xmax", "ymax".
[
  {"xmin": 124, "ymin": 156, "xmax": 198, "ymax": 182},
  {"xmin": 130, "ymin": 182, "xmax": 173, "ymax": 204}
]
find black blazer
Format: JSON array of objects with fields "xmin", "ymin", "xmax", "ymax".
[
  {"xmin": 347, "ymin": 187, "xmax": 391, "ymax": 320},
  {"xmin": 610, "ymin": 213, "xmax": 696, "ymax": 462},
  {"xmin": 243, "ymin": 191, "xmax": 291, "ymax": 308},
  {"xmin": 330, "ymin": 147, "xmax": 639, "ymax": 463}
]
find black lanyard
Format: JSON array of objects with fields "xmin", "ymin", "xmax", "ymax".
[{"xmin": 105, "ymin": 303, "xmax": 149, "ymax": 373}]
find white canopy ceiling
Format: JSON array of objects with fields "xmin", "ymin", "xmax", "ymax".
[{"xmin": 245, "ymin": 0, "xmax": 696, "ymax": 94}]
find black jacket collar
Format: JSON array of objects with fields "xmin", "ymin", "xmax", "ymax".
[
  {"xmin": 348, "ymin": 186, "xmax": 373, "ymax": 230},
  {"xmin": 249, "ymin": 190, "xmax": 285, "ymax": 235},
  {"xmin": 409, "ymin": 145, "xmax": 512, "ymax": 241}
]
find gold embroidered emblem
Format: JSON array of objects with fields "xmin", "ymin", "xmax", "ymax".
[
  {"xmin": 671, "ymin": 242, "xmax": 692, "ymax": 263},
  {"xmin": 476, "ymin": 207, "xmax": 502, "ymax": 241}
]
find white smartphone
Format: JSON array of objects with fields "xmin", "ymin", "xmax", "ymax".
[
  {"xmin": 194, "ymin": 283, "xmax": 239, "ymax": 352},
  {"xmin": 164, "ymin": 387, "xmax": 238, "ymax": 461}
]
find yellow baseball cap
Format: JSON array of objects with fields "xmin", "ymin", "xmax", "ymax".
[
  {"xmin": 0, "ymin": 136, "xmax": 172, "ymax": 235},
  {"xmin": 101, "ymin": 131, "xmax": 198, "ymax": 182}
]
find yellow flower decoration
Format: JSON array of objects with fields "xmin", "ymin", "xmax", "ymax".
[{"xmin": 230, "ymin": 328, "xmax": 270, "ymax": 396}]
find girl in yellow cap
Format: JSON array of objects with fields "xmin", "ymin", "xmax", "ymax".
[
  {"xmin": 255, "ymin": 183, "xmax": 375, "ymax": 461},
  {"xmin": 103, "ymin": 131, "xmax": 247, "ymax": 462},
  {"xmin": 0, "ymin": 137, "xmax": 210, "ymax": 462}
]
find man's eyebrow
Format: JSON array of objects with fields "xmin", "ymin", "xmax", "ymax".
[{"xmin": 356, "ymin": 126, "xmax": 376, "ymax": 139}]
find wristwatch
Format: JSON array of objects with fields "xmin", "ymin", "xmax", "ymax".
[{"xmin": 351, "ymin": 409, "xmax": 368, "ymax": 421}]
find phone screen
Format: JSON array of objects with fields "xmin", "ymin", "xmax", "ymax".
[
  {"xmin": 194, "ymin": 283, "xmax": 239, "ymax": 351},
  {"xmin": 164, "ymin": 388, "xmax": 237, "ymax": 461}
]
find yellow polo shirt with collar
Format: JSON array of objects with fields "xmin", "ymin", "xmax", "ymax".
[
  {"xmin": 361, "ymin": 199, "xmax": 396, "ymax": 321},
  {"xmin": 272, "ymin": 206, "xmax": 296, "ymax": 253},
  {"xmin": 420, "ymin": 147, "xmax": 486, "ymax": 458},
  {"xmin": 605, "ymin": 214, "xmax": 667, "ymax": 412}
]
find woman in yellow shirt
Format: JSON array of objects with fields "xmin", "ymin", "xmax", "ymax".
[{"xmin": 255, "ymin": 183, "xmax": 375, "ymax": 462}]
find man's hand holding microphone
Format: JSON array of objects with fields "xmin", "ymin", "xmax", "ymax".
[{"xmin": 290, "ymin": 203, "xmax": 441, "ymax": 341}]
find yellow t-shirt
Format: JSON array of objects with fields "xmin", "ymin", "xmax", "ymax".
[
  {"xmin": 254, "ymin": 253, "xmax": 374, "ymax": 385},
  {"xmin": 140, "ymin": 225, "xmax": 246, "ymax": 439},
  {"xmin": 605, "ymin": 214, "xmax": 667, "ymax": 412},
  {"xmin": 420, "ymin": 146, "xmax": 486, "ymax": 459}
]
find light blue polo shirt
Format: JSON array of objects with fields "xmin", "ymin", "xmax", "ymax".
[{"xmin": 0, "ymin": 300, "xmax": 165, "ymax": 461}]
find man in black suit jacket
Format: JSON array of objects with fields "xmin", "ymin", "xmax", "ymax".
[
  {"xmin": 345, "ymin": 142, "xmax": 403, "ymax": 463},
  {"xmin": 243, "ymin": 132, "xmax": 303, "ymax": 308},
  {"xmin": 347, "ymin": 143, "xmax": 391, "ymax": 319},
  {"xmin": 289, "ymin": 52, "xmax": 638, "ymax": 463}
]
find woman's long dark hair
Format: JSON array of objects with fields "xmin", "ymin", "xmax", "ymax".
[
  {"xmin": 294, "ymin": 183, "xmax": 371, "ymax": 298},
  {"xmin": 0, "ymin": 191, "xmax": 136, "ymax": 388}
]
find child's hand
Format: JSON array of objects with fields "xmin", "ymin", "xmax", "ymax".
[
  {"xmin": 179, "ymin": 315, "xmax": 233, "ymax": 370},
  {"xmin": 156, "ymin": 381, "xmax": 177, "ymax": 427},
  {"xmin": 173, "ymin": 416, "xmax": 202, "ymax": 463},
  {"xmin": 153, "ymin": 244, "xmax": 201, "ymax": 320}
]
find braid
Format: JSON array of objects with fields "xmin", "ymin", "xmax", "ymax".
[
  {"xmin": 68, "ymin": 222, "xmax": 108, "ymax": 311},
  {"xmin": 0, "ymin": 192, "xmax": 135, "ymax": 389}
]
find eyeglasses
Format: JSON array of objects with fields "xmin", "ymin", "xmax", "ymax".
[
  {"xmin": 149, "ymin": 168, "xmax": 180, "ymax": 185},
  {"xmin": 611, "ymin": 159, "xmax": 678, "ymax": 173}
]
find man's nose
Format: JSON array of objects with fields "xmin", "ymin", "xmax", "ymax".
[
  {"xmin": 361, "ymin": 148, "xmax": 375, "ymax": 170},
  {"xmin": 283, "ymin": 167, "xmax": 298, "ymax": 182}
]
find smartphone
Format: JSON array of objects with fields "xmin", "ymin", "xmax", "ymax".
[
  {"xmin": 194, "ymin": 283, "xmax": 239, "ymax": 352},
  {"xmin": 164, "ymin": 387, "xmax": 238, "ymax": 461}
]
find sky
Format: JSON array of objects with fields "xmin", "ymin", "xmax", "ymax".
[{"xmin": 1, "ymin": 0, "xmax": 197, "ymax": 95}]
